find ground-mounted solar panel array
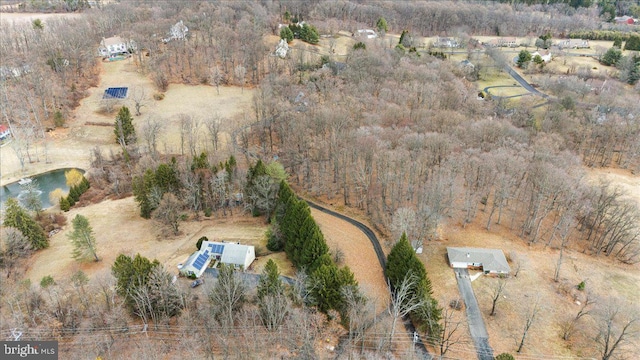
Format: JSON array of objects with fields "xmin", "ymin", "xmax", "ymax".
[{"xmin": 103, "ymin": 87, "xmax": 128, "ymax": 99}]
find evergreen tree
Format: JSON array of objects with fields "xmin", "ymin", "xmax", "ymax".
[
  {"xmin": 59, "ymin": 196, "xmax": 71, "ymax": 212},
  {"xmin": 132, "ymin": 169, "xmax": 156, "ymax": 218},
  {"xmin": 81, "ymin": 176, "xmax": 90, "ymax": 190},
  {"xmin": 299, "ymin": 216, "xmax": 329, "ymax": 272},
  {"xmin": 310, "ymin": 263, "xmax": 357, "ymax": 313},
  {"xmin": 68, "ymin": 214, "xmax": 99, "ymax": 262},
  {"xmin": 280, "ymin": 26, "xmax": 294, "ymax": 43},
  {"xmin": 601, "ymin": 47, "xmax": 622, "ymax": 66},
  {"xmin": 300, "ymin": 24, "xmax": 319, "ymax": 44},
  {"xmin": 114, "ymin": 106, "xmax": 135, "ymax": 146},
  {"xmin": 283, "ymin": 200, "xmax": 311, "ymax": 266},
  {"xmin": 516, "ymin": 50, "xmax": 532, "ymax": 68},
  {"xmin": 111, "ymin": 253, "xmax": 160, "ymax": 310},
  {"xmin": 624, "ymin": 35, "xmax": 640, "ymax": 51},
  {"xmin": 275, "ymin": 180, "xmax": 295, "ymax": 222},
  {"xmin": 376, "ymin": 17, "xmax": 388, "ymax": 33},
  {"xmin": 399, "ymin": 30, "xmax": 411, "ymax": 47},
  {"xmin": 385, "ymin": 233, "xmax": 432, "ymax": 299},
  {"xmin": 68, "ymin": 185, "xmax": 80, "ymax": 202},
  {"xmin": 257, "ymin": 259, "xmax": 284, "ymax": 300},
  {"xmin": 155, "ymin": 163, "xmax": 180, "ymax": 194},
  {"xmin": 2, "ymin": 198, "xmax": 48, "ymax": 249}
]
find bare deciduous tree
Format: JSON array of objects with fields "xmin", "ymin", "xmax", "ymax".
[
  {"xmin": 153, "ymin": 193, "xmax": 182, "ymax": 235},
  {"xmin": 131, "ymin": 85, "xmax": 146, "ymax": 116},
  {"xmin": 594, "ymin": 298, "xmax": 639, "ymax": 360},
  {"xmin": 205, "ymin": 115, "xmax": 222, "ymax": 152},
  {"xmin": 516, "ymin": 296, "xmax": 542, "ymax": 353},
  {"xmin": 560, "ymin": 292, "xmax": 595, "ymax": 341},
  {"xmin": 387, "ymin": 273, "xmax": 426, "ymax": 349},
  {"xmin": 209, "ymin": 264, "xmax": 247, "ymax": 327},
  {"xmin": 141, "ymin": 116, "xmax": 164, "ymax": 157},
  {"xmin": 437, "ymin": 305, "xmax": 464, "ymax": 358},
  {"xmin": 489, "ymin": 277, "xmax": 508, "ymax": 316}
]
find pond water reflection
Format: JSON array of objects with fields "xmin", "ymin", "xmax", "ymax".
[{"xmin": 1, "ymin": 168, "xmax": 84, "ymax": 209}]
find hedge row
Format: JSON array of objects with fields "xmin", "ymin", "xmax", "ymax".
[{"xmin": 60, "ymin": 177, "xmax": 90, "ymax": 211}]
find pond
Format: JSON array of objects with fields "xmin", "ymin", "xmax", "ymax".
[{"xmin": 0, "ymin": 168, "xmax": 85, "ymax": 209}]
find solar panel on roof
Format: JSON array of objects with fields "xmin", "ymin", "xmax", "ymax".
[
  {"xmin": 103, "ymin": 87, "xmax": 128, "ymax": 99},
  {"xmin": 212, "ymin": 244, "xmax": 225, "ymax": 254}
]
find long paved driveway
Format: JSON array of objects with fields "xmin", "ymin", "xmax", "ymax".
[{"xmin": 454, "ymin": 268, "xmax": 494, "ymax": 360}]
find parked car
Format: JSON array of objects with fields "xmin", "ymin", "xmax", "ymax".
[{"xmin": 190, "ymin": 279, "xmax": 204, "ymax": 288}]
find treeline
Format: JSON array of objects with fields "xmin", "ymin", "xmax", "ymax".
[
  {"xmin": 246, "ymin": 34, "xmax": 640, "ymax": 263},
  {"xmin": 59, "ymin": 176, "xmax": 90, "ymax": 211},
  {"xmin": 569, "ymin": 29, "xmax": 640, "ymax": 41},
  {"xmin": 307, "ymin": 0, "xmax": 597, "ymax": 37},
  {"xmin": 269, "ymin": 180, "xmax": 357, "ymax": 315}
]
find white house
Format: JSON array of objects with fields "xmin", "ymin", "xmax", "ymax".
[
  {"xmin": 98, "ymin": 36, "xmax": 135, "ymax": 57},
  {"xmin": 434, "ymin": 37, "xmax": 459, "ymax": 48},
  {"xmin": 447, "ymin": 247, "xmax": 510, "ymax": 275},
  {"xmin": 531, "ymin": 50, "xmax": 552, "ymax": 63},
  {"xmin": 557, "ymin": 39, "xmax": 589, "ymax": 49},
  {"xmin": 357, "ymin": 29, "xmax": 377, "ymax": 39},
  {"xmin": 163, "ymin": 20, "xmax": 189, "ymax": 43},
  {"xmin": 178, "ymin": 240, "xmax": 255, "ymax": 278}
]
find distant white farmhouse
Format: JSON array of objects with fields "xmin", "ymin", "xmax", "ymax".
[
  {"xmin": 275, "ymin": 39, "xmax": 289, "ymax": 58},
  {"xmin": 178, "ymin": 241, "xmax": 256, "ymax": 278},
  {"xmin": 434, "ymin": 36, "xmax": 459, "ymax": 48},
  {"xmin": 447, "ymin": 247, "xmax": 510, "ymax": 275},
  {"xmin": 98, "ymin": 36, "xmax": 135, "ymax": 57},
  {"xmin": 357, "ymin": 29, "xmax": 377, "ymax": 39},
  {"xmin": 557, "ymin": 39, "xmax": 590, "ymax": 49},
  {"xmin": 163, "ymin": 20, "xmax": 189, "ymax": 43},
  {"xmin": 531, "ymin": 50, "xmax": 552, "ymax": 63}
]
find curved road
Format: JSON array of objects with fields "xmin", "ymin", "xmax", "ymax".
[
  {"xmin": 305, "ymin": 199, "xmax": 432, "ymax": 359},
  {"xmin": 503, "ymin": 65, "xmax": 549, "ymax": 99},
  {"xmin": 231, "ymin": 123, "xmax": 431, "ymax": 358}
]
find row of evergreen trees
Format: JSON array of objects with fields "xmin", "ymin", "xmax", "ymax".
[
  {"xmin": 59, "ymin": 177, "xmax": 91, "ymax": 212},
  {"xmin": 270, "ymin": 180, "xmax": 358, "ymax": 314},
  {"xmin": 279, "ymin": 23, "xmax": 320, "ymax": 44}
]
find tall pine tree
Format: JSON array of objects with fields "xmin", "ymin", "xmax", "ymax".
[
  {"xmin": 68, "ymin": 214, "xmax": 99, "ymax": 262},
  {"xmin": 114, "ymin": 106, "xmax": 136, "ymax": 146},
  {"xmin": 3, "ymin": 198, "xmax": 48, "ymax": 249}
]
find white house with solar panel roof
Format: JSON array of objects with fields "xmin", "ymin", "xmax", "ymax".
[{"xmin": 178, "ymin": 241, "xmax": 256, "ymax": 278}]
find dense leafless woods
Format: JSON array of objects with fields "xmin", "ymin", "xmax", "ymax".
[{"xmin": 1, "ymin": 0, "xmax": 640, "ymax": 359}]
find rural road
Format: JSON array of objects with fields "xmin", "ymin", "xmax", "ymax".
[
  {"xmin": 454, "ymin": 268, "xmax": 494, "ymax": 360},
  {"xmin": 230, "ymin": 125, "xmax": 431, "ymax": 357},
  {"xmin": 305, "ymin": 200, "xmax": 432, "ymax": 359},
  {"xmin": 503, "ymin": 64, "xmax": 549, "ymax": 99}
]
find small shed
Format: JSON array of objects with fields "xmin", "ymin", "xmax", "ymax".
[{"xmin": 447, "ymin": 247, "xmax": 510, "ymax": 275}]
